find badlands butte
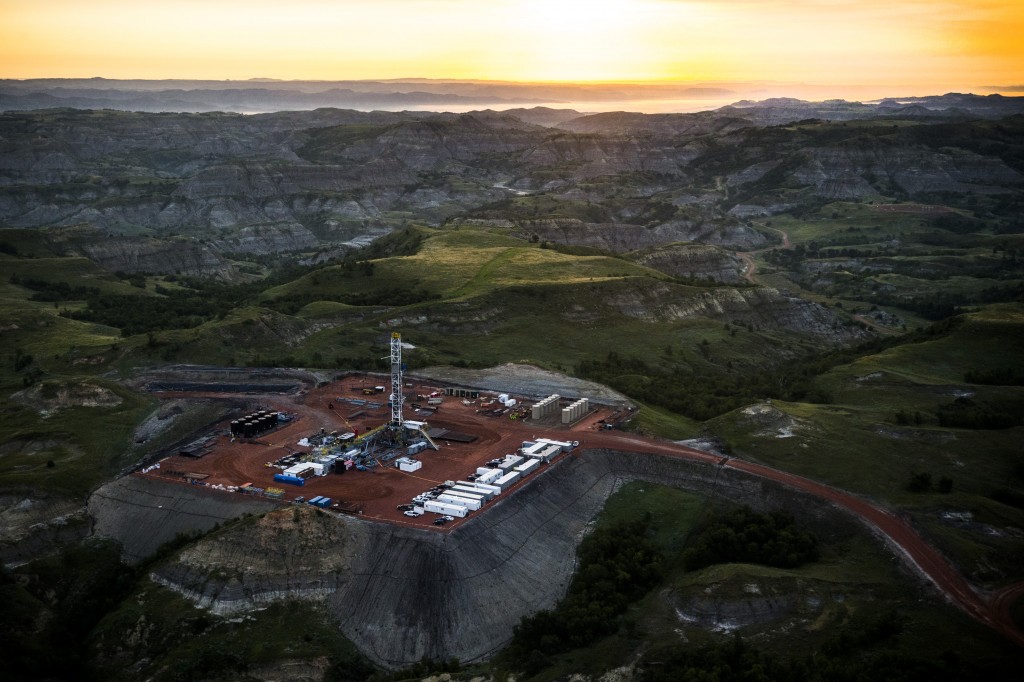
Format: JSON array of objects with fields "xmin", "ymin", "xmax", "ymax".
[{"xmin": 2, "ymin": 93, "xmax": 1024, "ymax": 680}]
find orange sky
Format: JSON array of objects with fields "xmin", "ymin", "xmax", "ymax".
[{"xmin": 1, "ymin": 0, "xmax": 1021, "ymax": 89}]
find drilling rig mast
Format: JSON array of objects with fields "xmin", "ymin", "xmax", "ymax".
[{"xmin": 389, "ymin": 331, "xmax": 404, "ymax": 428}]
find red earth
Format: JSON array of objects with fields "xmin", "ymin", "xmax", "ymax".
[{"xmin": 139, "ymin": 374, "xmax": 1024, "ymax": 648}]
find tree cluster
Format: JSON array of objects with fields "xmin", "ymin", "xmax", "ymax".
[{"xmin": 681, "ymin": 507, "xmax": 819, "ymax": 571}]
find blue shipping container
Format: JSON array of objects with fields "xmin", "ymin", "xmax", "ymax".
[
  {"xmin": 273, "ymin": 473, "xmax": 305, "ymax": 486},
  {"xmin": 316, "ymin": 497, "xmax": 332, "ymax": 508},
  {"xmin": 307, "ymin": 496, "xmax": 324, "ymax": 505}
]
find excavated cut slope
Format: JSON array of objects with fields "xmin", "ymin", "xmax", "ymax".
[{"xmin": 95, "ymin": 450, "xmax": 860, "ymax": 667}]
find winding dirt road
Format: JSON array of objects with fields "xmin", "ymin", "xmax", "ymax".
[
  {"xmin": 738, "ymin": 225, "xmax": 791, "ymax": 284},
  {"xmin": 147, "ymin": 379, "xmax": 1022, "ymax": 648},
  {"xmin": 581, "ymin": 429, "xmax": 1024, "ymax": 648}
]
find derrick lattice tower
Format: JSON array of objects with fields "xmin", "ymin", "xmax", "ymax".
[{"xmin": 390, "ymin": 331, "xmax": 404, "ymax": 427}]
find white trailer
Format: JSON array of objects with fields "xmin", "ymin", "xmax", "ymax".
[
  {"xmin": 537, "ymin": 438, "xmax": 574, "ymax": 452},
  {"xmin": 476, "ymin": 469, "xmax": 502, "ymax": 485},
  {"xmin": 424, "ymin": 500, "xmax": 467, "ymax": 517},
  {"xmin": 499, "ymin": 455, "xmax": 524, "ymax": 471},
  {"xmin": 515, "ymin": 458, "xmax": 540, "ymax": 476},
  {"xmin": 454, "ymin": 481, "xmax": 493, "ymax": 497},
  {"xmin": 452, "ymin": 484, "xmax": 493, "ymax": 500},
  {"xmin": 525, "ymin": 444, "xmax": 561, "ymax": 463},
  {"xmin": 447, "ymin": 487, "xmax": 487, "ymax": 503},
  {"xmin": 438, "ymin": 493, "xmax": 482, "ymax": 511},
  {"xmin": 462, "ymin": 481, "xmax": 500, "ymax": 497},
  {"xmin": 495, "ymin": 471, "xmax": 520, "ymax": 488}
]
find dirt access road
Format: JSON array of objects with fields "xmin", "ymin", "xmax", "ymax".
[
  {"xmin": 144, "ymin": 377, "xmax": 1023, "ymax": 648},
  {"xmin": 582, "ymin": 431, "xmax": 1024, "ymax": 649},
  {"xmin": 739, "ymin": 224, "xmax": 791, "ymax": 284}
]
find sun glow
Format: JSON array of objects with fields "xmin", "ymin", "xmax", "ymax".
[{"xmin": 0, "ymin": 0, "xmax": 1021, "ymax": 88}]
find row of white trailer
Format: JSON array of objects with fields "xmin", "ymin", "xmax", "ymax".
[{"xmin": 412, "ymin": 441, "xmax": 578, "ymax": 519}]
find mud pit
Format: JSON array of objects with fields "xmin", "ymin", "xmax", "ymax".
[{"xmin": 144, "ymin": 374, "xmax": 622, "ymax": 530}]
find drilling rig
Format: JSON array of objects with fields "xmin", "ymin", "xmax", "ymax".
[{"xmin": 389, "ymin": 331, "xmax": 404, "ymax": 429}]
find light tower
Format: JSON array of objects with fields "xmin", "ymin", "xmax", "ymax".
[{"xmin": 389, "ymin": 331, "xmax": 404, "ymax": 428}]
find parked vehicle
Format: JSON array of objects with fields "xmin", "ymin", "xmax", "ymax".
[
  {"xmin": 404, "ymin": 509, "xmax": 424, "ymax": 517},
  {"xmin": 433, "ymin": 518, "xmax": 449, "ymax": 525}
]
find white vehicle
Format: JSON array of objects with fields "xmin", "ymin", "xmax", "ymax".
[{"xmin": 404, "ymin": 509, "xmax": 424, "ymax": 517}]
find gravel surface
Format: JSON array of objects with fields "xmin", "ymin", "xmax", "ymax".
[{"xmin": 413, "ymin": 363, "xmax": 633, "ymax": 406}]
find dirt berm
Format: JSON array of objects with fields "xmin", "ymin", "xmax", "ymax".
[{"xmin": 91, "ymin": 450, "xmax": 867, "ymax": 668}]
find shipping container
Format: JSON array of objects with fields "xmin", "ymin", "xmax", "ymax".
[
  {"xmin": 273, "ymin": 473, "xmax": 305, "ymax": 486},
  {"xmin": 316, "ymin": 497, "xmax": 332, "ymax": 508},
  {"xmin": 307, "ymin": 496, "xmax": 324, "ymax": 505},
  {"xmin": 424, "ymin": 500, "xmax": 467, "ymax": 517}
]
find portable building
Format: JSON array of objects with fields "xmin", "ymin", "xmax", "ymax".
[
  {"xmin": 447, "ymin": 486, "xmax": 487, "ymax": 500},
  {"xmin": 495, "ymin": 471, "xmax": 521, "ymax": 488},
  {"xmin": 476, "ymin": 469, "xmax": 502, "ymax": 485},
  {"xmin": 438, "ymin": 493, "xmax": 482, "ymax": 511},
  {"xmin": 526, "ymin": 444, "xmax": 561, "ymax": 463},
  {"xmin": 515, "ymin": 458, "xmax": 541, "ymax": 476},
  {"xmin": 451, "ymin": 485, "xmax": 492, "ymax": 500},
  {"xmin": 465, "ymin": 481, "xmax": 501, "ymax": 496},
  {"xmin": 537, "ymin": 438, "xmax": 574, "ymax": 452},
  {"xmin": 498, "ymin": 455, "xmax": 524, "ymax": 471},
  {"xmin": 424, "ymin": 500, "xmax": 467, "ymax": 517},
  {"xmin": 273, "ymin": 473, "xmax": 305, "ymax": 486},
  {"xmin": 398, "ymin": 458, "xmax": 422, "ymax": 473}
]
